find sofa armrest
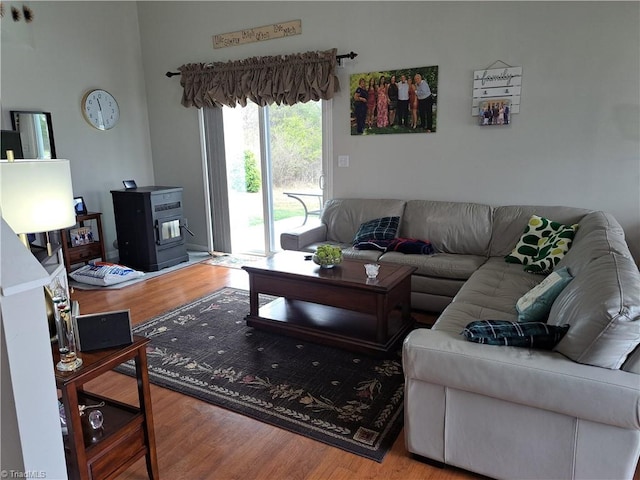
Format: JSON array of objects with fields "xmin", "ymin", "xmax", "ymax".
[
  {"xmin": 280, "ymin": 224, "xmax": 328, "ymax": 251},
  {"xmin": 403, "ymin": 329, "xmax": 640, "ymax": 430}
]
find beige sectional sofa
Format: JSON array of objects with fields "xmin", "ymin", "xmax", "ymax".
[{"xmin": 280, "ymin": 198, "xmax": 640, "ymax": 480}]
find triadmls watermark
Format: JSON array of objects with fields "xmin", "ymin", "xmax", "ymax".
[{"xmin": 1, "ymin": 471, "xmax": 47, "ymax": 479}]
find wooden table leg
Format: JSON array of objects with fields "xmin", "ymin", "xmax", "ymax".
[
  {"xmin": 375, "ymin": 294, "xmax": 388, "ymax": 344},
  {"xmin": 248, "ymin": 276, "xmax": 258, "ymax": 316},
  {"xmin": 135, "ymin": 345, "xmax": 159, "ymax": 480}
]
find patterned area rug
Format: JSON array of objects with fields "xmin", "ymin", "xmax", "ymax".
[{"xmin": 116, "ymin": 287, "xmax": 405, "ymax": 462}]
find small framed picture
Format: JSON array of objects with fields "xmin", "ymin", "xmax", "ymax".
[
  {"xmin": 70, "ymin": 227, "xmax": 93, "ymax": 246},
  {"xmin": 73, "ymin": 196, "xmax": 87, "ymax": 215},
  {"xmin": 478, "ymin": 98, "xmax": 511, "ymax": 126}
]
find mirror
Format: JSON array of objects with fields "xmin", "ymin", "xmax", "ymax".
[{"xmin": 10, "ymin": 110, "xmax": 57, "ymax": 159}]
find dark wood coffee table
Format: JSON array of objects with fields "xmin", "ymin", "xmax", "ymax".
[{"xmin": 242, "ymin": 251, "xmax": 416, "ymax": 356}]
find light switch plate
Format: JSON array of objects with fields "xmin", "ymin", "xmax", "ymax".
[{"xmin": 338, "ymin": 155, "xmax": 349, "ymax": 167}]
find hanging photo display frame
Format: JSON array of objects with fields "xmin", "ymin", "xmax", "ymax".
[
  {"xmin": 471, "ymin": 66, "xmax": 522, "ymax": 121},
  {"xmin": 350, "ymin": 65, "xmax": 438, "ymax": 135}
]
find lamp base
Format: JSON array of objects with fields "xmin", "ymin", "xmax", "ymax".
[
  {"xmin": 56, "ymin": 357, "xmax": 83, "ymax": 372},
  {"xmin": 18, "ymin": 233, "xmax": 29, "ymax": 249}
]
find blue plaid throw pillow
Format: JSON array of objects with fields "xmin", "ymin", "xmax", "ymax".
[
  {"xmin": 352, "ymin": 217, "xmax": 400, "ymax": 245},
  {"xmin": 462, "ymin": 320, "xmax": 569, "ymax": 350}
]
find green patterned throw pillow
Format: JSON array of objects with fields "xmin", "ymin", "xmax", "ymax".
[
  {"xmin": 505, "ymin": 215, "xmax": 578, "ymax": 270},
  {"xmin": 524, "ymin": 225, "xmax": 578, "ymax": 274}
]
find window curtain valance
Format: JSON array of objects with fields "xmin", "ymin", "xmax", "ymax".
[{"xmin": 179, "ymin": 48, "xmax": 339, "ymax": 108}]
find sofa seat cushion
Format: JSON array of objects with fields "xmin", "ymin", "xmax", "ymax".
[
  {"xmin": 403, "ymin": 329, "xmax": 640, "ymax": 430},
  {"xmin": 411, "ymin": 275, "xmax": 466, "ymax": 299},
  {"xmin": 450, "ymin": 258, "xmax": 541, "ymax": 315},
  {"xmin": 353, "ymin": 239, "xmax": 393, "ymax": 251},
  {"xmin": 339, "ymin": 245, "xmax": 384, "ymax": 262},
  {"xmin": 431, "ymin": 302, "xmax": 518, "ymax": 335},
  {"xmin": 548, "ymin": 253, "xmax": 640, "ymax": 369},
  {"xmin": 379, "ymin": 251, "xmax": 486, "ymax": 280}
]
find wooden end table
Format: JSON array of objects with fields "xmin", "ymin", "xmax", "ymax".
[
  {"xmin": 242, "ymin": 252, "xmax": 416, "ymax": 356},
  {"xmin": 54, "ymin": 336, "xmax": 158, "ymax": 480}
]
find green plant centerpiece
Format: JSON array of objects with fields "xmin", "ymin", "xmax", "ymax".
[{"xmin": 312, "ymin": 244, "xmax": 343, "ymax": 268}]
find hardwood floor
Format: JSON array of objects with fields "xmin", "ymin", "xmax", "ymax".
[{"xmin": 70, "ymin": 262, "xmax": 639, "ymax": 480}]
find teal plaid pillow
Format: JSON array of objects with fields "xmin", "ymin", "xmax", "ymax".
[
  {"xmin": 462, "ymin": 320, "xmax": 569, "ymax": 350},
  {"xmin": 352, "ymin": 216, "xmax": 400, "ymax": 245}
]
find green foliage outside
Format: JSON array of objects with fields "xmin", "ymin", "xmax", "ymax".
[
  {"xmin": 244, "ymin": 150, "xmax": 261, "ymax": 193},
  {"xmin": 227, "ymin": 101, "xmax": 323, "ymax": 226},
  {"xmin": 268, "ymin": 102, "xmax": 322, "ymax": 188}
]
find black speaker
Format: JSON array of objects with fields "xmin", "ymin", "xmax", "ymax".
[{"xmin": 73, "ymin": 309, "xmax": 133, "ymax": 352}]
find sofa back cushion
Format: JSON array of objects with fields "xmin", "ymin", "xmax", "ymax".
[
  {"xmin": 556, "ymin": 211, "xmax": 631, "ymax": 277},
  {"xmin": 548, "ymin": 253, "xmax": 640, "ymax": 369},
  {"xmin": 490, "ymin": 205, "xmax": 591, "ymax": 257},
  {"xmin": 321, "ymin": 198, "xmax": 406, "ymax": 244},
  {"xmin": 401, "ymin": 200, "xmax": 492, "ymax": 256}
]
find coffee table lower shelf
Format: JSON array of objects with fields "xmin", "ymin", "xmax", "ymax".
[{"xmin": 246, "ymin": 297, "xmax": 414, "ymax": 356}]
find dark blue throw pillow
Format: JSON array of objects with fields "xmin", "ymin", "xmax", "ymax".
[
  {"xmin": 462, "ymin": 320, "xmax": 569, "ymax": 350},
  {"xmin": 352, "ymin": 216, "xmax": 400, "ymax": 245}
]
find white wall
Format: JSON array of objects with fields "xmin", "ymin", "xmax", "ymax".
[
  {"xmin": 137, "ymin": 1, "xmax": 640, "ymax": 260},
  {"xmin": 1, "ymin": 2, "xmax": 154, "ymax": 259}
]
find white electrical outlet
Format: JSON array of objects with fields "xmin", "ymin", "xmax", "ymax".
[{"xmin": 338, "ymin": 155, "xmax": 349, "ymax": 167}]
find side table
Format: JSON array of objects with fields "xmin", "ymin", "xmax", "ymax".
[
  {"xmin": 54, "ymin": 336, "xmax": 158, "ymax": 480},
  {"xmin": 60, "ymin": 212, "xmax": 107, "ymax": 272}
]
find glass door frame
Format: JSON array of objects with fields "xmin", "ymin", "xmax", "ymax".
[{"xmin": 200, "ymin": 99, "xmax": 332, "ymax": 256}]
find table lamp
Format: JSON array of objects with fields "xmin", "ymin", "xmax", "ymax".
[
  {"xmin": 0, "ymin": 158, "xmax": 76, "ymax": 252},
  {"xmin": 1, "ymin": 158, "xmax": 82, "ymax": 371}
]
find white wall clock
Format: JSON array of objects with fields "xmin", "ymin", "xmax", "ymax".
[{"xmin": 81, "ymin": 89, "xmax": 120, "ymax": 130}]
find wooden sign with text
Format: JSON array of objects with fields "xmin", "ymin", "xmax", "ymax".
[
  {"xmin": 213, "ymin": 20, "xmax": 302, "ymax": 49},
  {"xmin": 471, "ymin": 66, "xmax": 522, "ymax": 115}
]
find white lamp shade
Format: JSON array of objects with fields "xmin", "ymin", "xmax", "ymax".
[{"xmin": 1, "ymin": 159, "xmax": 76, "ymax": 234}]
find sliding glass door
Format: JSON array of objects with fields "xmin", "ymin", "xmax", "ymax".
[{"xmin": 210, "ymin": 100, "xmax": 327, "ymax": 256}]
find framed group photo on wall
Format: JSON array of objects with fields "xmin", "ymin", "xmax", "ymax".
[
  {"xmin": 478, "ymin": 98, "xmax": 511, "ymax": 126},
  {"xmin": 351, "ymin": 65, "xmax": 438, "ymax": 135}
]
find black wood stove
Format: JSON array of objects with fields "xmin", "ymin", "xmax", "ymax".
[{"xmin": 111, "ymin": 186, "xmax": 190, "ymax": 271}]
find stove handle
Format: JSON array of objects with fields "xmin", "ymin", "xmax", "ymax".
[{"xmin": 180, "ymin": 224, "xmax": 194, "ymax": 236}]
